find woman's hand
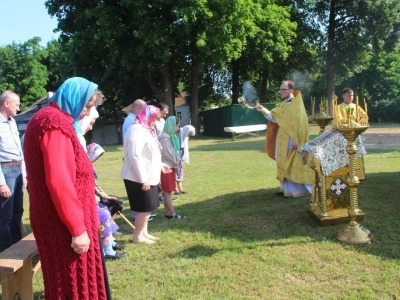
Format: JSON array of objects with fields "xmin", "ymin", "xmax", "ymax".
[
  {"xmin": 161, "ymin": 163, "xmax": 172, "ymax": 174},
  {"xmin": 142, "ymin": 182, "xmax": 151, "ymax": 191},
  {"xmin": 71, "ymin": 231, "xmax": 90, "ymax": 254}
]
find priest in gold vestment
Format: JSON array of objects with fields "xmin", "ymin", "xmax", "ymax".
[
  {"xmin": 256, "ymin": 80, "xmax": 312, "ymax": 197},
  {"xmin": 334, "ymin": 87, "xmax": 368, "ymax": 126}
]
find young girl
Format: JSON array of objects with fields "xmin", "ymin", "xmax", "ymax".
[
  {"xmin": 159, "ymin": 116, "xmax": 186, "ymax": 219},
  {"xmin": 87, "ymin": 143, "xmax": 127, "ymax": 260}
]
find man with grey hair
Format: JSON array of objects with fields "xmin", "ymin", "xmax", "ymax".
[
  {"xmin": 0, "ymin": 90, "xmax": 27, "ymax": 252},
  {"xmin": 122, "ymin": 99, "xmax": 147, "ymax": 138}
]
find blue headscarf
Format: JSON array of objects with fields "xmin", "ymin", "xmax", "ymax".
[{"xmin": 49, "ymin": 77, "xmax": 98, "ymax": 133}]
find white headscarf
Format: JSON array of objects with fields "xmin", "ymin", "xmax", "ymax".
[
  {"xmin": 179, "ymin": 125, "xmax": 195, "ymax": 164},
  {"xmin": 79, "ymin": 107, "xmax": 99, "ymax": 133},
  {"xmin": 77, "ymin": 107, "xmax": 99, "ymax": 151}
]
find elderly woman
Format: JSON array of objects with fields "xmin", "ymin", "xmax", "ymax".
[
  {"xmin": 23, "ymin": 77, "xmax": 108, "ymax": 300},
  {"xmin": 175, "ymin": 125, "xmax": 196, "ymax": 194},
  {"xmin": 121, "ymin": 105, "xmax": 171, "ymax": 244},
  {"xmin": 159, "ymin": 116, "xmax": 186, "ymax": 219}
]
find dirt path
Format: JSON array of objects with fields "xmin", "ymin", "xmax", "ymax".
[{"xmin": 363, "ymin": 127, "xmax": 400, "ymax": 150}]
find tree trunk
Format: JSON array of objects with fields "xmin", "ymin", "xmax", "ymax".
[
  {"xmin": 161, "ymin": 61, "xmax": 174, "ymax": 116},
  {"xmin": 260, "ymin": 68, "xmax": 269, "ymax": 103},
  {"xmin": 147, "ymin": 77, "xmax": 164, "ymax": 100},
  {"xmin": 231, "ymin": 59, "xmax": 240, "ymax": 104},
  {"xmin": 326, "ymin": 0, "xmax": 336, "ymax": 116},
  {"xmin": 190, "ymin": 57, "xmax": 200, "ymax": 135}
]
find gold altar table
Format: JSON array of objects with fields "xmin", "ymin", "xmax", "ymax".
[{"xmin": 299, "ymin": 130, "xmax": 366, "ymax": 226}]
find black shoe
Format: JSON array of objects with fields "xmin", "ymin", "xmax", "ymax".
[
  {"xmin": 112, "ymin": 243, "xmax": 126, "ymax": 251},
  {"xmin": 275, "ymin": 191, "xmax": 284, "ymax": 196},
  {"xmin": 105, "ymin": 252, "xmax": 128, "ymax": 260},
  {"xmin": 165, "ymin": 214, "xmax": 186, "ymax": 220}
]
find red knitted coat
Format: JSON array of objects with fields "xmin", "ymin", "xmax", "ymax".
[{"xmin": 24, "ymin": 105, "xmax": 107, "ymax": 300}]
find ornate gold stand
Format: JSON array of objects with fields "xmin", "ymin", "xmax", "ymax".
[
  {"xmin": 309, "ymin": 116, "xmax": 335, "ymax": 225},
  {"xmin": 312, "ymin": 117, "xmax": 333, "ymax": 135},
  {"xmin": 334, "ymin": 126, "xmax": 372, "ymax": 244}
]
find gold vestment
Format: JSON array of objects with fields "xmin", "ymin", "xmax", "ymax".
[
  {"xmin": 266, "ymin": 91, "xmax": 313, "ymax": 185},
  {"xmin": 334, "ymin": 102, "xmax": 368, "ymax": 126}
]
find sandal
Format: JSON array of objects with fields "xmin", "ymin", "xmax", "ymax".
[{"xmin": 165, "ymin": 214, "xmax": 186, "ymax": 220}]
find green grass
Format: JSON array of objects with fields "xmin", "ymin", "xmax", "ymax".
[{"xmin": 11, "ymin": 125, "xmax": 400, "ymax": 299}]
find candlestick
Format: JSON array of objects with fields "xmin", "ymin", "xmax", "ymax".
[
  {"xmin": 312, "ymin": 97, "xmax": 315, "ymax": 118},
  {"xmin": 320, "ymin": 97, "xmax": 323, "ymax": 116},
  {"xmin": 356, "ymin": 96, "xmax": 359, "ymax": 123},
  {"xmin": 364, "ymin": 98, "xmax": 368, "ymax": 115},
  {"xmin": 333, "ymin": 97, "xmax": 337, "ymax": 127}
]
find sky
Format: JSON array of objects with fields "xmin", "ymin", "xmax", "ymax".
[{"xmin": 0, "ymin": 0, "xmax": 60, "ymax": 47}]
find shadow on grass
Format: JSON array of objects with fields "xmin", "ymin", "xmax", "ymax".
[
  {"xmin": 171, "ymin": 245, "xmax": 220, "ymax": 259},
  {"xmin": 190, "ymin": 138, "xmax": 266, "ymax": 152},
  {"xmin": 117, "ymin": 171, "xmax": 400, "ymax": 261}
]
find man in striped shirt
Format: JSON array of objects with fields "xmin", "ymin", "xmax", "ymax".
[{"xmin": 0, "ymin": 90, "xmax": 27, "ymax": 252}]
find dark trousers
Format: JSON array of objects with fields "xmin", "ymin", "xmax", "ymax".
[{"xmin": 0, "ymin": 166, "xmax": 23, "ymax": 252}]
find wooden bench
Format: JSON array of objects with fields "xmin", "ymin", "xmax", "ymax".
[
  {"xmin": 0, "ymin": 233, "xmax": 41, "ymax": 299},
  {"xmin": 224, "ymin": 124, "xmax": 267, "ymax": 141}
]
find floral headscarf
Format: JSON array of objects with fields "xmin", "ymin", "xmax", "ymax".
[
  {"xmin": 49, "ymin": 77, "xmax": 98, "ymax": 134},
  {"xmin": 134, "ymin": 105, "xmax": 161, "ymax": 148},
  {"xmin": 87, "ymin": 143, "xmax": 105, "ymax": 163},
  {"xmin": 163, "ymin": 116, "xmax": 180, "ymax": 153}
]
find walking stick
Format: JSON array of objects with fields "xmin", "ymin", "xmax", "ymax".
[{"xmin": 117, "ymin": 211, "xmax": 136, "ymax": 230}]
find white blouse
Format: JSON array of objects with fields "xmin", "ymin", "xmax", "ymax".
[{"xmin": 120, "ymin": 124, "xmax": 162, "ymax": 185}]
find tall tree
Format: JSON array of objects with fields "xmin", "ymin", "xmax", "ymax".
[
  {"xmin": 313, "ymin": 0, "xmax": 400, "ymax": 113},
  {"xmin": 0, "ymin": 37, "xmax": 48, "ymax": 108},
  {"xmin": 42, "ymin": 39, "xmax": 75, "ymax": 92}
]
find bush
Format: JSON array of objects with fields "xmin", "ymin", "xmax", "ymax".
[{"xmin": 369, "ymin": 99, "xmax": 400, "ymax": 122}]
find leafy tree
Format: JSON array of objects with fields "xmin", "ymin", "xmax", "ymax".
[
  {"xmin": 0, "ymin": 37, "xmax": 48, "ymax": 108},
  {"xmin": 42, "ymin": 39, "xmax": 75, "ymax": 92},
  {"xmin": 312, "ymin": 0, "xmax": 400, "ymax": 111}
]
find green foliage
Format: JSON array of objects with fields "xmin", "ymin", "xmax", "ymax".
[
  {"xmin": 0, "ymin": 38, "xmax": 48, "ymax": 109},
  {"xmin": 370, "ymin": 99, "xmax": 400, "ymax": 123},
  {"xmin": 42, "ymin": 39, "xmax": 75, "ymax": 91}
]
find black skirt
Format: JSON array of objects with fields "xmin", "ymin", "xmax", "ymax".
[{"xmin": 123, "ymin": 180, "xmax": 159, "ymax": 212}]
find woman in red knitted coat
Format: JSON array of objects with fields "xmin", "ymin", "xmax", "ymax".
[{"xmin": 23, "ymin": 77, "xmax": 108, "ymax": 300}]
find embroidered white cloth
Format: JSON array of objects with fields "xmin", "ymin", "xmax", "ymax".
[
  {"xmin": 224, "ymin": 124, "xmax": 267, "ymax": 133},
  {"xmin": 298, "ymin": 130, "xmax": 366, "ymax": 176}
]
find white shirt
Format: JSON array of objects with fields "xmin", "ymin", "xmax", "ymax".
[{"xmin": 120, "ymin": 124, "xmax": 161, "ymax": 185}]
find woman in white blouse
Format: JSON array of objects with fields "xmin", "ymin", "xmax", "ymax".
[{"xmin": 121, "ymin": 105, "xmax": 171, "ymax": 244}]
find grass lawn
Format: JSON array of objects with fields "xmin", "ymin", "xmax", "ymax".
[{"xmin": 12, "ymin": 124, "xmax": 400, "ymax": 299}]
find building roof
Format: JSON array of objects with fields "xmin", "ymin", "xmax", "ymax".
[
  {"xmin": 175, "ymin": 91, "xmax": 188, "ymax": 106},
  {"xmin": 14, "ymin": 92, "xmax": 53, "ymax": 123}
]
